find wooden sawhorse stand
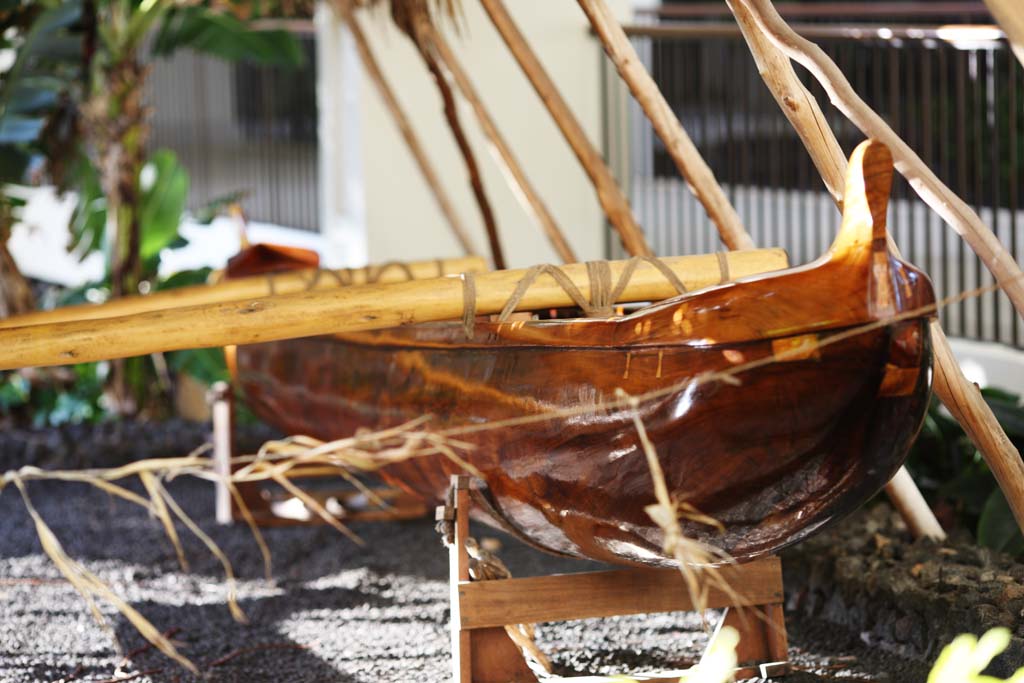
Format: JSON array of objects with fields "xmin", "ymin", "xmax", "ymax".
[
  {"xmin": 439, "ymin": 476, "xmax": 789, "ymax": 682},
  {"xmin": 209, "ymin": 381, "xmax": 430, "ymax": 526}
]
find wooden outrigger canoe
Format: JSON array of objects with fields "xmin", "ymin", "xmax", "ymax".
[{"xmin": 228, "ymin": 142, "xmax": 936, "ymax": 567}]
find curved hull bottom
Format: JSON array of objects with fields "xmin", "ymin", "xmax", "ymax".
[{"xmin": 235, "ymin": 318, "xmax": 932, "ymax": 567}]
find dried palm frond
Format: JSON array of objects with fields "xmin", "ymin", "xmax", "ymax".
[{"xmin": 0, "ymin": 419, "xmax": 472, "ymax": 672}]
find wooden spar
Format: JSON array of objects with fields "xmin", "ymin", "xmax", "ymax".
[
  {"xmin": 932, "ymin": 325, "xmax": 1024, "ymax": 535},
  {"xmin": 983, "ymin": 0, "xmax": 1024, "ymax": 68},
  {"xmin": 576, "ymin": 0, "xmax": 752, "ymax": 251},
  {"xmin": 0, "ymin": 256, "xmax": 488, "ymax": 330},
  {"xmin": 477, "ymin": 0, "xmax": 650, "ymax": 258},
  {"xmin": 736, "ymin": 0, "xmax": 1024, "ymax": 321},
  {"xmin": 0, "ymin": 249, "xmax": 787, "ymax": 370},
  {"xmin": 416, "ymin": 22, "xmax": 579, "ymax": 264},
  {"xmin": 883, "ymin": 467, "xmax": 945, "ymax": 540},
  {"xmin": 727, "ymin": 0, "xmax": 845, "ymax": 206},
  {"xmin": 334, "ymin": 1, "xmax": 479, "ymax": 257}
]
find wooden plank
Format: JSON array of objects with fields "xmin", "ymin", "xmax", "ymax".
[{"xmin": 457, "ymin": 557, "xmax": 782, "ymax": 630}]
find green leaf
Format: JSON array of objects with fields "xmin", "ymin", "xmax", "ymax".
[
  {"xmin": 6, "ymin": 76, "xmax": 64, "ymax": 114},
  {"xmin": 156, "ymin": 267, "xmax": 213, "ymax": 291},
  {"xmin": 67, "ymin": 156, "xmax": 107, "ymax": 261},
  {"xmin": 0, "ymin": 115, "xmax": 45, "ymax": 143},
  {"xmin": 0, "ymin": 145, "xmax": 31, "ymax": 182},
  {"xmin": 138, "ymin": 149, "xmax": 188, "ymax": 262},
  {"xmin": 152, "ymin": 7, "xmax": 305, "ymax": 66},
  {"xmin": 168, "ymin": 347, "xmax": 228, "ymax": 386},
  {"xmin": 978, "ymin": 489, "xmax": 1024, "ymax": 557}
]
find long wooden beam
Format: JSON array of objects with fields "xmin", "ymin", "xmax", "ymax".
[
  {"xmin": 576, "ymin": 0, "xmax": 753, "ymax": 251},
  {"xmin": 332, "ymin": 1, "xmax": 479, "ymax": 257},
  {"xmin": 0, "ymin": 256, "xmax": 488, "ymax": 330},
  {"xmin": 478, "ymin": 0, "xmax": 650, "ymax": 258},
  {"xmin": 0, "ymin": 250, "xmax": 787, "ymax": 370},
  {"xmin": 417, "ymin": 21, "xmax": 579, "ymax": 264}
]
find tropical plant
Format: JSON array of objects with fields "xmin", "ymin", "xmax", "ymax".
[
  {"xmin": 905, "ymin": 388, "xmax": 1024, "ymax": 556},
  {"xmin": 928, "ymin": 628, "xmax": 1024, "ymax": 683},
  {"xmin": 2, "ymin": 0, "xmax": 306, "ymax": 415}
]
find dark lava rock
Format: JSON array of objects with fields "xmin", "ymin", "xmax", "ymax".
[{"xmin": 784, "ymin": 502, "xmax": 1024, "ymax": 677}]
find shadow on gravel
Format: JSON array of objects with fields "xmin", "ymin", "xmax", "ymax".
[{"xmin": 110, "ymin": 586, "xmax": 384, "ymax": 683}]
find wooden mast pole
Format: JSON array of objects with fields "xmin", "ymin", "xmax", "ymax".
[
  {"xmin": 415, "ymin": 21, "xmax": 579, "ymax": 264},
  {"xmin": 576, "ymin": 0, "xmax": 753, "ymax": 251},
  {"xmin": 477, "ymin": 0, "xmax": 651, "ymax": 258},
  {"xmin": 332, "ymin": 0, "xmax": 479, "ymax": 257},
  {"xmin": 0, "ymin": 249, "xmax": 787, "ymax": 370},
  {"xmin": 723, "ymin": 0, "xmax": 1024, "ymax": 540},
  {"xmin": 983, "ymin": 0, "xmax": 1024, "ymax": 68}
]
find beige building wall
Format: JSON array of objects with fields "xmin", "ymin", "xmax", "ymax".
[{"xmin": 319, "ymin": 0, "xmax": 633, "ymax": 268}]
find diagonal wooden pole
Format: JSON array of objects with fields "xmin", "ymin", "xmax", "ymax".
[
  {"xmin": 737, "ymin": 0, "xmax": 1024, "ymax": 321},
  {"xmin": 478, "ymin": 0, "xmax": 651, "ymax": 258},
  {"xmin": 576, "ymin": 0, "xmax": 753, "ymax": 251},
  {"xmin": 983, "ymin": 0, "xmax": 1024, "ymax": 68},
  {"xmin": 416, "ymin": 20, "xmax": 579, "ymax": 264},
  {"xmin": 726, "ymin": 0, "xmax": 1024, "ymax": 540},
  {"xmin": 332, "ymin": 0, "xmax": 479, "ymax": 257}
]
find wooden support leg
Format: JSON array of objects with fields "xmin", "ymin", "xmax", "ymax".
[
  {"xmin": 209, "ymin": 381, "xmax": 264, "ymax": 524},
  {"xmin": 442, "ymin": 475, "xmax": 789, "ymax": 681},
  {"xmin": 447, "ymin": 476, "xmax": 537, "ymax": 683}
]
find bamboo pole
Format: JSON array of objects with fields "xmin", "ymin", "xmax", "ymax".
[
  {"xmin": 0, "ymin": 256, "xmax": 488, "ymax": 330},
  {"xmin": 333, "ymin": 1, "xmax": 479, "ymax": 257},
  {"xmin": 736, "ymin": 0, "xmax": 1024, "ymax": 321},
  {"xmin": 0, "ymin": 249, "xmax": 787, "ymax": 370},
  {"xmin": 983, "ymin": 0, "xmax": 1024, "ymax": 68},
  {"xmin": 477, "ymin": 0, "xmax": 651, "ymax": 258},
  {"xmin": 416, "ymin": 21, "xmax": 579, "ymax": 264},
  {"xmin": 724, "ymin": 0, "xmax": 1024, "ymax": 540},
  {"xmin": 576, "ymin": 0, "xmax": 753, "ymax": 251},
  {"xmin": 883, "ymin": 466, "xmax": 945, "ymax": 540}
]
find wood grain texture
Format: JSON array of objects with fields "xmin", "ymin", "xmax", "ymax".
[
  {"xmin": 233, "ymin": 142, "xmax": 936, "ymax": 566},
  {"xmin": 457, "ymin": 558, "xmax": 782, "ymax": 629}
]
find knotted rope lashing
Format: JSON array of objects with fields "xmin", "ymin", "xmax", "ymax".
[
  {"xmin": 457, "ymin": 255, "xmax": 706, "ymax": 338},
  {"xmin": 260, "ymin": 260, "xmax": 432, "ymax": 296}
]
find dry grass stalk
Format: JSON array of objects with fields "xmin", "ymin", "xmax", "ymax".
[
  {"xmin": 616, "ymin": 390, "xmax": 737, "ymax": 616},
  {"xmin": 0, "ymin": 420, "xmax": 473, "ymax": 672}
]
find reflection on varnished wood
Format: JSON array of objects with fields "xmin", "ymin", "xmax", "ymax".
[{"xmin": 231, "ymin": 141, "xmax": 935, "ymax": 567}]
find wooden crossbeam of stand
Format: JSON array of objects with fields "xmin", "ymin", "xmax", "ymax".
[
  {"xmin": 209, "ymin": 381, "xmax": 429, "ymax": 527},
  {"xmin": 439, "ymin": 475, "xmax": 789, "ymax": 683}
]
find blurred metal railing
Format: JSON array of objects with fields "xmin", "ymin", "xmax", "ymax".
[
  {"xmin": 146, "ymin": 34, "xmax": 319, "ymax": 232},
  {"xmin": 602, "ymin": 8, "xmax": 1023, "ymax": 349}
]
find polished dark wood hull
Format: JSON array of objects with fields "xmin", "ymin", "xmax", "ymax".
[{"xmin": 230, "ymin": 142, "xmax": 936, "ymax": 567}]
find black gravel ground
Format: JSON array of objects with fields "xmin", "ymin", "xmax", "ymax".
[{"xmin": 0, "ymin": 423, "xmax": 937, "ymax": 682}]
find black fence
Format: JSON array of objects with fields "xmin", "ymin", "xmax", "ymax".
[
  {"xmin": 603, "ymin": 4, "xmax": 1023, "ymax": 348},
  {"xmin": 146, "ymin": 32, "xmax": 320, "ymax": 231}
]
